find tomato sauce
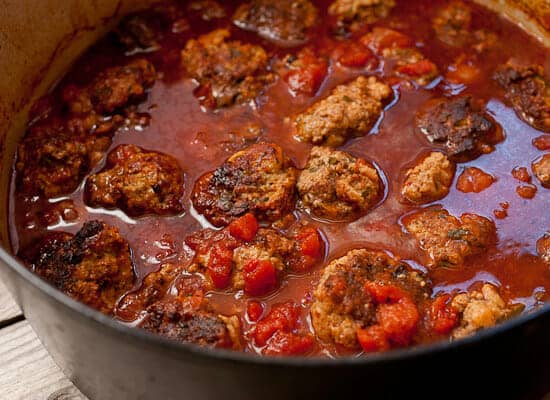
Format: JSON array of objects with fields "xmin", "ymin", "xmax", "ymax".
[{"xmin": 8, "ymin": 0, "xmax": 550, "ymax": 357}]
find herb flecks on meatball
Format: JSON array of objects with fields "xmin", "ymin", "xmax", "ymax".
[
  {"xmin": 181, "ymin": 29, "xmax": 275, "ymax": 108},
  {"xmin": 311, "ymin": 249, "xmax": 429, "ymax": 352},
  {"xmin": 402, "ymin": 152, "xmax": 455, "ymax": 204},
  {"xmin": 403, "ymin": 208, "xmax": 497, "ymax": 267},
  {"xmin": 85, "ymin": 144, "xmax": 185, "ymax": 217},
  {"xmin": 192, "ymin": 143, "xmax": 297, "ymax": 227},
  {"xmin": 233, "ymin": 0, "xmax": 318, "ymax": 45},
  {"xmin": 20, "ymin": 221, "xmax": 135, "ymax": 315},
  {"xmin": 298, "ymin": 146, "xmax": 382, "ymax": 221},
  {"xmin": 294, "ymin": 76, "xmax": 393, "ymax": 146},
  {"xmin": 415, "ymin": 96, "xmax": 499, "ymax": 161}
]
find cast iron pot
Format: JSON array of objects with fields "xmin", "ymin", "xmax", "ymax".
[{"xmin": 0, "ymin": 1, "xmax": 548, "ymax": 399}]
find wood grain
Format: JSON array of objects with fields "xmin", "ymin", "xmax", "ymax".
[
  {"xmin": 0, "ymin": 280, "xmax": 22, "ymax": 325},
  {"xmin": 0, "ymin": 320, "xmax": 87, "ymax": 400}
]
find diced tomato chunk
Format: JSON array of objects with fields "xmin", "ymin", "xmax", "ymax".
[
  {"xmin": 333, "ymin": 42, "xmax": 377, "ymax": 68},
  {"xmin": 517, "ymin": 184, "xmax": 537, "ymax": 199},
  {"xmin": 364, "ymin": 281, "xmax": 407, "ymax": 304},
  {"xmin": 396, "ymin": 59, "xmax": 438, "ymax": 79},
  {"xmin": 427, "ymin": 295, "xmax": 459, "ymax": 335},
  {"xmin": 533, "ymin": 135, "xmax": 550, "ymax": 151},
  {"xmin": 207, "ymin": 243, "xmax": 233, "ymax": 289},
  {"xmin": 511, "ymin": 166, "xmax": 531, "ymax": 183},
  {"xmin": 243, "ymin": 259, "xmax": 278, "ymax": 296},
  {"xmin": 253, "ymin": 302, "xmax": 300, "ymax": 346},
  {"xmin": 361, "ymin": 28, "xmax": 413, "ymax": 54},
  {"xmin": 262, "ymin": 331, "xmax": 315, "ymax": 356},
  {"xmin": 357, "ymin": 326, "xmax": 390, "ymax": 353},
  {"xmin": 283, "ymin": 49, "xmax": 328, "ymax": 96},
  {"xmin": 247, "ymin": 300, "xmax": 264, "ymax": 322},
  {"xmin": 229, "ymin": 213, "xmax": 259, "ymax": 242},
  {"xmin": 297, "ymin": 226, "xmax": 322, "ymax": 258},
  {"xmin": 456, "ymin": 167, "xmax": 495, "ymax": 193}
]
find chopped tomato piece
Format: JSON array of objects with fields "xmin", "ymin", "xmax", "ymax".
[
  {"xmin": 297, "ymin": 226, "xmax": 322, "ymax": 258},
  {"xmin": 456, "ymin": 167, "xmax": 495, "ymax": 193},
  {"xmin": 396, "ymin": 59, "xmax": 438, "ymax": 79},
  {"xmin": 365, "ymin": 281, "xmax": 407, "ymax": 303},
  {"xmin": 229, "ymin": 213, "xmax": 259, "ymax": 242},
  {"xmin": 533, "ymin": 135, "xmax": 550, "ymax": 151},
  {"xmin": 262, "ymin": 331, "xmax": 314, "ymax": 356},
  {"xmin": 247, "ymin": 300, "xmax": 264, "ymax": 322},
  {"xmin": 333, "ymin": 42, "xmax": 377, "ymax": 68},
  {"xmin": 517, "ymin": 184, "xmax": 537, "ymax": 199},
  {"xmin": 283, "ymin": 49, "xmax": 328, "ymax": 96},
  {"xmin": 253, "ymin": 302, "xmax": 300, "ymax": 346},
  {"xmin": 361, "ymin": 28, "xmax": 413, "ymax": 54},
  {"xmin": 243, "ymin": 259, "xmax": 278, "ymax": 296},
  {"xmin": 207, "ymin": 243, "xmax": 233, "ymax": 289},
  {"xmin": 511, "ymin": 166, "xmax": 531, "ymax": 183},
  {"xmin": 357, "ymin": 326, "xmax": 390, "ymax": 353},
  {"xmin": 427, "ymin": 294, "xmax": 459, "ymax": 335}
]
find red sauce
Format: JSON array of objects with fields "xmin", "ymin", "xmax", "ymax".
[{"xmin": 8, "ymin": 0, "xmax": 550, "ymax": 357}]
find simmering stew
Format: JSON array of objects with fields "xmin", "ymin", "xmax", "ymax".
[{"xmin": 9, "ymin": 0, "xmax": 550, "ymax": 357}]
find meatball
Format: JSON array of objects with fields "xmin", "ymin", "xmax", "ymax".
[
  {"xmin": 85, "ymin": 144, "xmax": 185, "ymax": 217},
  {"xmin": 20, "ymin": 221, "xmax": 135, "ymax": 315},
  {"xmin": 415, "ymin": 96, "xmax": 498, "ymax": 161},
  {"xmin": 432, "ymin": 1, "xmax": 472, "ymax": 47},
  {"xmin": 16, "ymin": 119, "xmax": 112, "ymax": 197},
  {"xmin": 233, "ymin": 0, "xmax": 318, "ymax": 45},
  {"xmin": 192, "ymin": 143, "xmax": 297, "ymax": 227},
  {"xmin": 401, "ymin": 152, "xmax": 455, "ymax": 204},
  {"xmin": 187, "ymin": 214, "xmax": 323, "ymax": 294},
  {"xmin": 181, "ymin": 29, "xmax": 275, "ymax": 108},
  {"xmin": 537, "ymin": 233, "xmax": 550, "ymax": 264},
  {"xmin": 329, "ymin": 0, "xmax": 395, "ymax": 30},
  {"xmin": 139, "ymin": 297, "xmax": 241, "ymax": 349},
  {"xmin": 63, "ymin": 59, "xmax": 156, "ymax": 115},
  {"xmin": 311, "ymin": 249, "xmax": 429, "ymax": 350},
  {"xmin": 451, "ymin": 284, "xmax": 522, "ymax": 339},
  {"xmin": 297, "ymin": 146, "xmax": 382, "ymax": 221},
  {"xmin": 402, "ymin": 208, "xmax": 497, "ymax": 267},
  {"xmin": 494, "ymin": 60, "xmax": 550, "ymax": 132},
  {"xmin": 532, "ymin": 154, "xmax": 550, "ymax": 187},
  {"xmin": 294, "ymin": 76, "xmax": 393, "ymax": 146}
]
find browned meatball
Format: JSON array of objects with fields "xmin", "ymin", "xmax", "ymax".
[
  {"xmin": 415, "ymin": 96, "xmax": 498, "ymax": 161},
  {"xmin": 85, "ymin": 144, "xmax": 185, "ymax": 217},
  {"xmin": 16, "ymin": 119, "xmax": 112, "ymax": 198},
  {"xmin": 402, "ymin": 152, "xmax": 455, "ymax": 204},
  {"xmin": 294, "ymin": 76, "xmax": 393, "ymax": 146},
  {"xmin": 329, "ymin": 0, "xmax": 395, "ymax": 30},
  {"xmin": 494, "ymin": 60, "xmax": 550, "ymax": 133},
  {"xmin": 403, "ymin": 208, "xmax": 497, "ymax": 267},
  {"xmin": 532, "ymin": 154, "xmax": 550, "ymax": 187},
  {"xmin": 297, "ymin": 146, "xmax": 382, "ymax": 221},
  {"xmin": 139, "ymin": 298, "xmax": 241, "ymax": 349},
  {"xmin": 310, "ymin": 249, "xmax": 429, "ymax": 349},
  {"xmin": 233, "ymin": 0, "xmax": 317, "ymax": 45},
  {"xmin": 20, "ymin": 221, "xmax": 135, "ymax": 315},
  {"xmin": 192, "ymin": 143, "xmax": 297, "ymax": 227},
  {"xmin": 432, "ymin": 1, "xmax": 472, "ymax": 47},
  {"xmin": 181, "ymin": 29, "xmax": 275, "ymax": 108},
  {"xmin": 451, "ymin": 284, "xmax": 522, "ymax": 339}
]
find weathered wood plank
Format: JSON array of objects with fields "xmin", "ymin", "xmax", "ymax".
[
  {"xmin": 0, "ymin": 280, "xmax": 22, "ymax": 325},
  {"xmin": 0, "ymin": 321, "xmax": 87, "ymax": 400}
]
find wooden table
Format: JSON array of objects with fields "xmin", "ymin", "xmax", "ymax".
[{"xmin": 0, "ymin": 280, "xmax": 87, "ymax": 399}]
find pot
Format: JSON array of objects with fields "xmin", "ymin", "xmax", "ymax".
[{"xmin": 0, "ymin": 1, "xmax": 548, "ymax": 399}]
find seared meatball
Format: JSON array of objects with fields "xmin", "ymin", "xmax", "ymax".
[
  {"xmin": 16, "ymin": 119, "xmax": 111, "ymax": 197},
  {"xmin": 402, "ymin": 152, "xmax": 455, "ymax": 204},
  {"xmin": 532, "ymin": 154, "xmax": 550, "ymax": 188},
  {"xmin": 297, "ymin": 146, "xmax": 382, "ymax": 221},
  {"xmin": 311, "ymin": 249, "xmax": 429, "ymax": 350},
  {"xmin": 63, "ymin": 59, "xmax": 156, "ymax": 115},
  {"xmin": 233, "ymin": 0, "xmax": 318, "ymax": 45},
  {"xmin": 294, "ymin": 76, "xmax": 393, "ymax": 146},
  {"xmin": 415, "ymin": 96, "xmax": 498, "ymax": 161},
  {"xmin": 139, "ymin": 298, "xmax": 241, "ymax": 349},
  {"xmin": 192, "ymin": 143, "xmax": 297, "ymax": 227},
  {"xmin": 181, "ymin": 29, "xmax": 275, "ymax": 108},
  {"xmin": 21, "ymin": 221, "xmax": 135, "ymax": 315},
  {"xmin": 432, "ymin": 1, "xmax": 472, "ymax": 47},
  {"xmin": 494, "ymin": 60, "xmax": 550, "ymax": 132},
  {"xmin": 187, "ymin": 214, "xmax": 323, "ymax": 294},
  {"xmin": 329, "ymin": 0, "xmax": 395, "ymax": 30},
  {"xmin": 403, "ymin": 208, "xmax": 497, "ymax": 267},
  {"xmin": 85, "ymin": 144, "xmax": 185, "ymax": 217},
  {"xmin": 451, "ymin": 284, "xmax": 522, "ymax": 339}
]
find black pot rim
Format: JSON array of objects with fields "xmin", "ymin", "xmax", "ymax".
[{"xmin": 1, "ymin": 244, "xmax": 548, "ymax": 367}]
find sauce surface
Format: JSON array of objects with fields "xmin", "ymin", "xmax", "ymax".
[{"xmin": 9, "ymin": 0, "xmax": 550, "ymax": 357}]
